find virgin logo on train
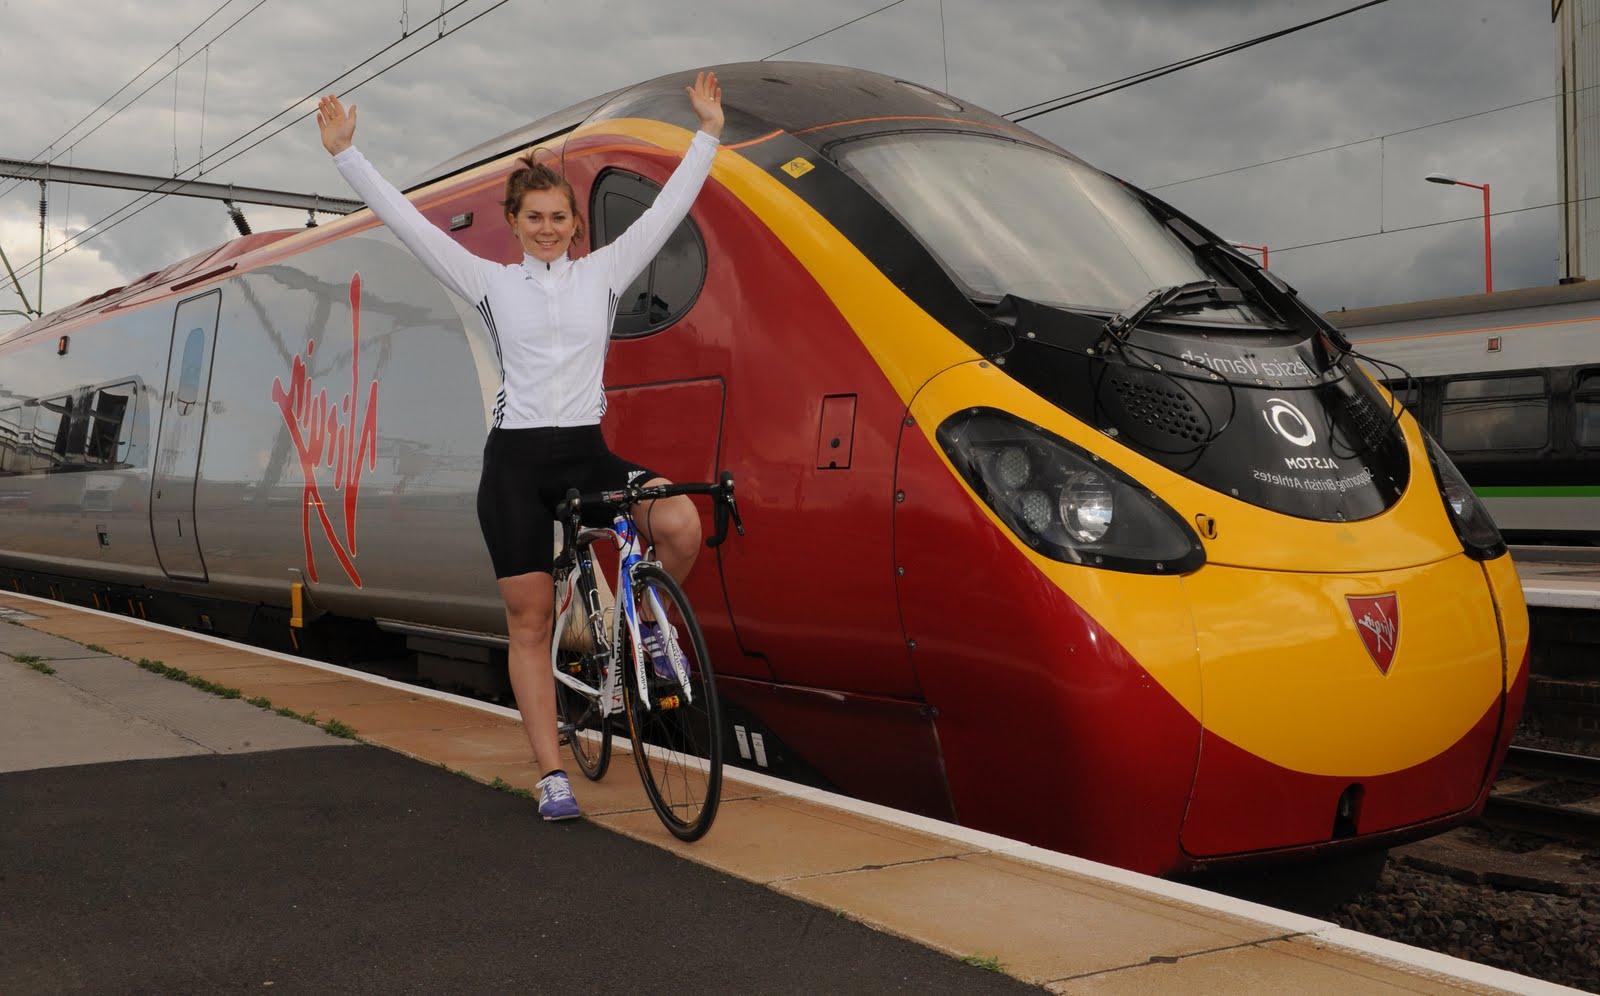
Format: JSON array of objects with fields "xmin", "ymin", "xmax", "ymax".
[
  {"xmin": 1261, "ymin": 396, "xmax": 1316, "ymax": 448},
  {"xmin": 269, "ymin": 274, "xmax": 380, "ymax": 587},
  {"xmin": 1347, "ymin": 593, "xmax": 1400, "ymax": 675}
]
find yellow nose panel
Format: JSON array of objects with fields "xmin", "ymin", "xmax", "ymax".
[{"xmin": 1178, "ymin": 557, "xmax": 1503, "ymax": 775}]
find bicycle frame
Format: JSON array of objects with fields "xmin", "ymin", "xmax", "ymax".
[{"xmin": 551, "ymin": 510, "xmax": 691, "ymax": 720}]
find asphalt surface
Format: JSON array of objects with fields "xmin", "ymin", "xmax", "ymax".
[{"xmin": 0, "ymin": 744, "xmax": 1037, "ymax": 993}]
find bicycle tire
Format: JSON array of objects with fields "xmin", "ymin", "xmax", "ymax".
[
  {"xmin": 622, "ymin": 563, "xmax": 723, "ymax": 841},
  {"xmin": 554, "ymin": 574, "xmax": 611, "ymax": 780}
]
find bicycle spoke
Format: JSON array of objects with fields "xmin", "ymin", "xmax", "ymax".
[{"xmin": 623, "ymin": 565, "xmax": 722, "ymax": 840}]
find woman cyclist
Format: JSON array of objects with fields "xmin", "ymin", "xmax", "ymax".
[{"xmin": 317, "ymin": 73, "xmax": 724, "ymax": 821}]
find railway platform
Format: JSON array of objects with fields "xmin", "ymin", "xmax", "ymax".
[
  {"xmin": 1516, "ymin": 549, "xmax": 1600, "ymax": 610},
  {"xmin": 0, "ymin": 590, "xmax": 1567, "ymax": 993}
]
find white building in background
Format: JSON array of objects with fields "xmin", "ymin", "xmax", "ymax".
[{"xmin": 1557, "ymin": 0, "xmax": 1600, "ymax": 281}]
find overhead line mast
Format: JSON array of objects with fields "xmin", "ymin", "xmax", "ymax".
[{"xmin": 0, "ymin": 158, "xmax": 361, "ymax": 216}]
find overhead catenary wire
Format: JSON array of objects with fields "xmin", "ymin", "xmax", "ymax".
[
  {"xmin": 938, "ymin": 0, "xmax": 949, "ymax": 93},
  {"xmin": 8, "ymin": 0, "xmax": 510, "ymax": 286},
  {"xmin": 0, "ymin": 0, "xmax": 265, "ymax": 204},
  {"xmin": 1269, "ymin": 196, "xmax": 1580, "ymax": 257},
  {"xmin": 1005, "ymin": 0, "xmax": 1391, "ymax": 124},
  {"xmin": 18, "ymin": 0, "xmax": 929, "ymax": 284},
  {"xmin": 1147, "ymin": 83, "xmax": 1600, "ymax": 192},
  {"xmin": 762, "ymin": 0, "xmax": 908, "ymax": 61}
]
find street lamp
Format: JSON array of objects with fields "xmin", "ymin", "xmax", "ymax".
[{"xmin": 1425, "ymin": 172, "xmax": 1492, "ymax": 294}]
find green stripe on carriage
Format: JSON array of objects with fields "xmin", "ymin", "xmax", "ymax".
[{"xmin": 1475, "ymin": 485, "xmax": 1600, "ymax": 498}]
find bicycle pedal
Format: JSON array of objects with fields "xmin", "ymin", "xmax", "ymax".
[
  {"xmin": 557, "ymin": 721, "xmax": 576, "ymax": 737},
  {"xmin": 655, "ymin": 694, "xmax": 681, "ymax": 711}
]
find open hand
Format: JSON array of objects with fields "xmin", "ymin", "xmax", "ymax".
[
  {"xmin": 316, "ymin": 94, "xmax": 357, "ymax": 156},
  {"xmin": 685, "ymin": 71, "xmax": 723, "ymax": 140}
]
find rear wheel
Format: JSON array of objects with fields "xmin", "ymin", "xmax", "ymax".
[{"xmin": 622, "ymin": 563, "xmax": 722, "ymax": 841}]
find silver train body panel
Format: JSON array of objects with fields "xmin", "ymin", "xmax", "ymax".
[
  {"xmin": 1332, "ymin": 281, "xmax": 1600, "ymax": 376},
  {"xmin": 0, "ymin": 231, "xmax": 508, "ymax": 631}
]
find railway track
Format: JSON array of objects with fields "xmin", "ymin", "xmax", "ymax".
[{"xmin": 1483, "ymin": 745, "xmax": 1600, "ymax": 845}]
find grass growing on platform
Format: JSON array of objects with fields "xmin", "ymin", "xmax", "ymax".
[
  {"xmin": 137, "ymin": 657, "xmax": 241, "ymax": 698},
  {"xmin": 84, "ymin": 643, "xmax": 108, "ymax": 654},
  {"xmin": 10, "ymin": 653, "xmax": 55, "ymax": 675},
  {"xmin": 134, "ymin": 657, "xmax": 360, "ymax": 740},
  {"xmin": 960, "ymin": 954, "xmax": 1005, "ymax": 973},
  {"xmin": 489, "ymin": 776, "xmax": 536, "ymax": 801},
  {"xmin": 321, "ymin": 718, "xmax": 357, "ymax": 739}
]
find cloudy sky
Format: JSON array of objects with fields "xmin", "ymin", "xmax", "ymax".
[{"xmin": 0, "ymin": 0, "xmax": 1558, "ymax": 334}]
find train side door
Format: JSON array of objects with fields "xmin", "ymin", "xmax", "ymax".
[{"xmin": 150, "ymin": 290, "xmax": 221, "ymax": 581}]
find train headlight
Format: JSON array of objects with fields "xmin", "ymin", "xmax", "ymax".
[
  {"xmin": 1422, "ymin": 434, "xmax": 1506, "ymax": 560},
  {"xmin": 938, "ymin": 408, "xmax": 1204, "ymax": 574},
  {"xmin": 992, "ymin": 446, "xmax": 1032, "ymax": 490},
  {"xmin": 1019, "ymin": 490, "xmax": 1054, "ymax": 533},
  {"xmin": 1059, "ymin": 471, "xmax": 1114, "ymax": 542}
]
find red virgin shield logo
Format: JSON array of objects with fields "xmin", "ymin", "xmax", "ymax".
[{"xmin": 1347, "ymin": 594, "xmax": 1399, "ymax": 675}]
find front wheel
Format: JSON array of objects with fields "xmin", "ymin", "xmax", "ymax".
[{"xmin": 622, "ymin": 563, "xmax": 723, "ymax": 841}]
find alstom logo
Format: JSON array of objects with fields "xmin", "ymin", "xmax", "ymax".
[
  {"xmin": 1262, "ymin": 397, "xmax": 1316, "ymax": 448},
  {"xmin": 270, "ymin": 275, "xmax": 380, "ymax": 587}
]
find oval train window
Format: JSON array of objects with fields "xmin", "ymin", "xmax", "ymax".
[
  {"xmin": 176, "ymin": 327, "xmax": 207, "ymax": 409},
  {"xmin": 589, "ymin": 170, "xmax": 707, "ymax": 339}
]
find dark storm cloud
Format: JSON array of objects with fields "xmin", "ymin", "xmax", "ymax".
[{"xmin": 0, "ymin": 0, "xmax": 1562, "ymax": 327}]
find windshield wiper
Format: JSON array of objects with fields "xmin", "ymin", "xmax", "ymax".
[{"xmin": 1103, "ymin": 280, "xmax": 1244, "ymax": 340}]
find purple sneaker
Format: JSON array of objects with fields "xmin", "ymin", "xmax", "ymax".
[
  {"xmin": 537, "ymin": 771, "xmax": 580, "ymax": 821},
  {"xmin": 639, "ymin": 620, "xmax": 681, "ymax": 683}
]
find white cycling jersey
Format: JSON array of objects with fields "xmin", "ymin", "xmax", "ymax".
[{"xmin": 333, "ymin": 130, "xmax": 719, "ymax": 429}]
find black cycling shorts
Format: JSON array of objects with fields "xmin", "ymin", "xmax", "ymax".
[{"xmin": 476, "ymin": 425, "xmax": 658, "ymax": 579}]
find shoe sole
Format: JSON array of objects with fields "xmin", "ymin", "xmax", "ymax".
[{"xmin": 541, "ymin": 810, "xmax": 581, "ymax": 822}]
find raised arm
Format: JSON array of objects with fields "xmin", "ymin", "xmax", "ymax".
[
  {"xmin": 600, "ymin": 72, "xmax": 724, "ymax": 294},
  {"xmin": 318, "ymin": 95, "xmax": 494, "ymax": 304}
]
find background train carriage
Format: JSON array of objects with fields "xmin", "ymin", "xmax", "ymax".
[
  {"xmin": 0, "ymin": 61, "xmax": 1528, "ymax": 877},
  {"xmin": 1333, "ymin": 279, "xmax": 1600, "ymax": 543}
]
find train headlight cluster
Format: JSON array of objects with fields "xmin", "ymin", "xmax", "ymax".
[
  {"xmin": 1060, "ymin": 471, "xmax": 1115, "ymax": 542},
  {"xmin": 1423, "ymin": 434, "xmax": 1506, "ymax": 561},
  {"xmin": 939, "ymin": 408, "xmax": 1205, "ymax": 574}
]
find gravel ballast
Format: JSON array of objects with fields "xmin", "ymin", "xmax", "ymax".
[{"xmin": 1334, "ymin": 864, "xmax": 1600, "ymax": 992}]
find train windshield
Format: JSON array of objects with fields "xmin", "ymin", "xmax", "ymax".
[{"xmin": 832, "ymin": 131, "xmax": 1272, "ymax": 325}]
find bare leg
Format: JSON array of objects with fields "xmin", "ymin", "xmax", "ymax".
[
  {"xmin": 499, "ymin": 571, "xmax": 563, "ymax": 775},
  {"xmin": 636, "ymin": 478, "xmax": 701, "ymax": 585}
]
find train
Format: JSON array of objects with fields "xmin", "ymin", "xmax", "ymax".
[
  {"xmin": 0, "ymin": 62, "xmax": 1528, "ymax": 876},
  {"xmin": 1333, "ymin": 280, "xmax": 1600, "ymax": 544}
]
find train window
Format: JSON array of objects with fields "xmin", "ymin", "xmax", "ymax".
[
  {"xmin": 84, "ymin": 383, "xmax": 135, "ymax": 465},
  {"xmin": 1380, "ymin": 380, "xmax": 1420, "ymax": 417},
  {"xmin": 176, "ymin": 327, "xmax": 207, "ymax": 409},
  {"xmin": 1577, "ymin": 372, "xmax": 1600, "ymax": 448},
  {"xmin": 831, "ymin": 131, "xmax": 1277, "ymax": 324},
  {"xmin": 589, "ymin": 170, "xmax": 707, "ymax": 339},
  {"xmin": 33, "ymin": 395, "xmax": 72, "ymax": 470},
  {"xmin": 63, "ymin": 388, "xmax": 93, "ymax": 461},
  {"xmin": 0, "ymin": 405, "xmax": 30, "ymax": 476},
  {"xmin": 602, "ymin": 191, "xmax": 650, "ymax": 320},
  {"xmin": 0, "ymin": 381, "xmax": 139, "ymax": 477},
  {"xmin": 1441, "ymin": 374, "xmax": 1548, "ymax": 452}
]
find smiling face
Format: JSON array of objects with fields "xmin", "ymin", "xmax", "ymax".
[{"xmin": 507, "ymin": 188, "xmax": 578, "ymax": 263}]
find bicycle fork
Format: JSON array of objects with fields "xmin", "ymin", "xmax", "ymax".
[{"xmin": 612, "ymin": 513, "xmax": 692, "ymax": 712}]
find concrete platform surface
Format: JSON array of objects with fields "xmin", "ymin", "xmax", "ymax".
[
  {"xmin": 1517, "ymin": 557, "xmax": 1600, "ymax": 609},
  {"xmin": 0, "ymin": 592, "xmax": 1572, "ymax": 994}
]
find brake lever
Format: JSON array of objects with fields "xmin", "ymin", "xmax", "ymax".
[
  {"xmin": 707, "ymin": 490, "xmax": 730, "ymax": 549},
  {"xmin": 719, "ymin": 471, "xmax": 744, "ymax": 536},
  {"xmin": 706, "ymin": 472, "xmax": 742, "ymax": 548}
]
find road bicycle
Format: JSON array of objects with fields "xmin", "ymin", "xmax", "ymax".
[{"xmin": 550, "ymin": 472, "xmax": 743, "ymax": 841}]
